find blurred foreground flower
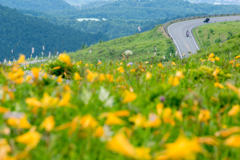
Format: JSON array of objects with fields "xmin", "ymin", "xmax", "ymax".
[
  {"xmin": 40, "ymin": 116, "xmax": 55, "ymax": 132},
  {"xmin": 224, "ymin": 135, "xmax": 240, "ymax": 148},
  {"xmin": 122, "ymin": 90, "xmax": 137, "ymax": 103},
  {"xmin": 59, "ymin": 53, "xmax": 72, "ymax": 66}
]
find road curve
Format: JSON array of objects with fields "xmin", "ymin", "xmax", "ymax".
[{"xmin": 168, "ymin": 16, "xmax": 240, "ymax": 58}]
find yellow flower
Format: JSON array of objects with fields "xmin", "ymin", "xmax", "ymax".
[
  {"xmin": 80, "ymin": 114, "xmax": 98, "ymax": 129},
  {"xmin": 129, "ymin": 114, "xmax": 146, "ymax": 128},
  {"xmin": 41, "ymin": 93, "xmax": 59, "ymax": 109},
  {"xmin": 98, "ymin": 73, "xmax": 105, "ymax": 81},
  {"xmin": 7, "ymin": 115, "xmax": 31, "ymax": 129},
  {"xmin": 39, "ymin": 116, "xmax": 55, "ymax": 132},
  {"xmin": 224, "ymin": 135, "xmax": 240, "ymax": 148},
  {"xmin": 53, "ymin": 66, "xmax": 61, "ymax": 70},
  {"xmin": 209, "ymin": 53, "xmax": 214, "ymax": 58},
  {"xmin": 58, "ymin": 92, "xmax": 71, "ymax": 107},
  {"xmin": 0, "ymin": 138, "xmax": 11, "ymax": 160},
  {"xmin": 158, "ymin": 63, "xmax": 164, "ymax": 69},
  {"xmin": 146, "ymin": 72, "xmax": 152, "ymax": 80},
  {"xmin": 226, "ymin": 82, "xmax": 239, "ymax": 95},
  {"xmin": 122, "ymin": 90, "xmax": 137, "ymax": 103},
  {"xmin": 168, "ymin": 76, "xmax": 180, "ymax": 86},
  {"xmin": 56, "ymin": 116, "xmax": 80, "ymax": 136},
  {"xmin": 176, "ymin": 71, "xmax": 184, "ymax": 79},
  {"xmin": 31, "ymin": 67, "xmax": 40, "ymax": 80},
  {"xmin": 86, "ymin": 69, "xmax": 98, "ymax": 82},
  {"xmin": 130, "ymin": 69, "xmax": 136, "ymax": 72},
  {"xmin": 106, "ymin": 132, "xmax": 137, "ymax": 159},
  {"xmin": 215, "ymin": 56, "xmax": 220, "ymax": 61},
  {"xmin": 156, "ymin": 103, "xmax": 164, "ymax": 116},
  {"xmin": 136, "ymin": 147, "xmax": 152, "ymax": 160},
  {"xmin": 145, "ymin": 61, "xmax": 149, "ymax": 64},
  {"xmin": 0, "ymin": 106, "xmax": 9, "ymax": 113},
  {"xmin": 198, "ymin": 136, "xmax": 219, "ymax": 146},
  {"xmin": 105, "ymin": 113, "xmax": 125, "ymax": 126},
  {"xmin": 228, "ymin": 105, "xmax": 240, "ymax": 116},
  {"xmin": 57, "ymin": 76, "xmax": 63, "ymax": 83},
  {"xmin": 215, "ymin": 126, "xmax": 240, "ymax": 137},
  {"xmin": 117, "ymin": 66, "xmax": 125, "ymax": 73},
  {"xmin": 94, "ymin": 126, "xmax": 104, "ymax": 138},
  {"xmin": 17, "ymin": 54, "xmax": 25, "ymax": 63},
  {"xmin": 25, "ymin": 97, "xmax": 42, "ymax": 113},
  {"xmin": 198, "ymin": 109, "xmax": 210, "ymax": 124},
  {"xmin": 74, "ymin": 72, "xmax": 82, "ymax": 80},
  {"xmin": 59, "ymin": 53, "xmax": 72, "ymax": 66},
  {"xmin": 143, "ymin": 113, "xmax": 161, "ymax": 128},
  {"xmin": 106, "ymin": 74, "xmax": 114, "ymax": 82},
  {"xmin": 114, "ymin": 110, "xmax": 130, "ymax": 117},
  {"xmin": 97, "ymin": 61, "xmax": 102, "ymax": 65},
  {"xmin": 214, "ymin": 82, "xmax": 224, "ymax": 89},
  {"xmin": 175, "ymin": 111, "xmax": 183, "ymax": 122},
  {"xmin": 171, "ymin": 62, "xmax": 176, "ymax": 65},
  {"xmin": 15, "ymin": 127, "xmax": 41, "ymax": 150},
  {"xmin": 160, "ymin": 135, "xmax": 202, "ymax": 160}
]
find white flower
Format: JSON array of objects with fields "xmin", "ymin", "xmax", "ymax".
[{"xmin": 124, "ymin": 50, "xmax": 133, "ymax": 55}]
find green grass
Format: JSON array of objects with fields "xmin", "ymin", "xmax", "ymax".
[
  {"xmin": 194, "ymin": 21, "xmax": 240, "ymax": 49},
  {"xmin": 69, "ymin": 25, "xmax": 176, "ymax": 63}
]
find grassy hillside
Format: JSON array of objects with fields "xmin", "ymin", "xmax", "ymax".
[
  {"xmin": 193, "ymin": 21, "xmax": 240, "ymax": 48},
  {"xmin": 0, "ymin": 0, "xmax": 72, "ymax": 11},
  {"xmin": 190, "ymin": 21, "xmax": 240, "ymax": 60},
  {"xmin": 69, "ymin": 25, "xmax": 176, "ymax": 63}
]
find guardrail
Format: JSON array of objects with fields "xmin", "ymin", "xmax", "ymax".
[{"xmin": 163, "ymin": 13, "xmax": 239, "ymax": 38}]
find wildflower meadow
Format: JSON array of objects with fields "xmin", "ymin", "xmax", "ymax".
[{"xmin": 0, "ymin": 52, "xmax": 240, "ymax": 160}]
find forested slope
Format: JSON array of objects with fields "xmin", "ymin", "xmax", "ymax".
[
  {"xmin": 0, "ymin": 0, "xmax": 72, "ymax": 11},
  {"xmin": 0, "ymin": 5, "xmax": 108, "ymax": 61}
]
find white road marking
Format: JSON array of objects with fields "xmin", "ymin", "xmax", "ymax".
[
  {"xmin": 190, "ymin": 27, "xmax": 200, "ymax": 50},
  {"xmin": 168, "ymin": 24, "xmax": 183, "ymax": 59}
]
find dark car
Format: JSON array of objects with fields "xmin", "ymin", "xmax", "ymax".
[{"xmin": 204, "ymin": 18, "xmax": 210, "ymax": 23}]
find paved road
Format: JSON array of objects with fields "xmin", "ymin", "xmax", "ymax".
[{"xmin": 168, "ymin": 16, "xmax": 240, "ymax": 58}]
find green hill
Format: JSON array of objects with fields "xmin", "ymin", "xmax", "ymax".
[
  {"xmin": 0, "ymin": 0, "xmax": 72, "ymax": 11},
  {"xmin": 0, "ymin": 5, "xmax": 108, "ymax": 61},
  {"xmin": 69, "ymin": 25, "xmax": 176, "ymax": 63},
  {"xmin": 190, "ymin": 21, "xmax": 240, "ymax": 59}
]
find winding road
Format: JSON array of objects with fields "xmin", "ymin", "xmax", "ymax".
[{"xmin": 168, "ymin": 16, "xmax": 240, "ymax": 58}]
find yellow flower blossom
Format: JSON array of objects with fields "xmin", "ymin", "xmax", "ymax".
[
  {"xmin": 146, "ymin": 72, "xmax": 152, "ymax": 80},
  {"xmin": 105, "ymin": 113, "xmax": 125, "ymax": 126},
  {"xmin": 168, "ymin": 76, "xmax": 180, "ymax": 86},
  {"xmin": 224, "ymin": 135, "xmax": 240, "ymax": 148},
  {"xmin": 106, "ymin": 74, "xmax": 114, "ymax": 82},
  {"xmin": 143, "ymin": 113, "xmax": 161, "ymax": 128},
  {"xmin": 7, "ymin": 115, "xmax": 31, "ymax": 129},
  {"xmin": 158, "ymin": 63, "xmax": 164, "ymax": 69},
  {"xmin": 198, "ymin": 136, "xmax": 219, "ymax": 146},
  {"xmin": 94, "ymin": 126, "xmax": 104, "ymax": 138},
  {"xmin": 215, "ymin": 126, "xmax": 240, "ymax": 137},
  {"xmin": 74, "ymin": 72, "xmax": 82, "ymax": 80},
  {"xmin": 228, "ymin": 105, "xmax": 240, "ymax": 117},
  {"xmin": 80, "ymin": 114, "xmax": 98, "ymax": 129},
  {"xmin": 129, "ymin": 113, "xmax": 146, "ymax": 128},
  {"xmin": 214, "ymin": 82, "xmax": 224, "ymax": 89},
  {"xmin": 107, "ymin": 132, "xmax": 137, "ymax": 159},
  {"xmin": 55, "ymin": 116, "xmax": 81, "ymax": 136},
  {"xmin": 97, "ymin": 61, "xmax": 102, "ymax": 65},
  {"xmin": 209, "ymin": 53, "xmax": 214, "ymax": 58},
  {"xmin": 15, "ymin": 127, "xmax": 41, "ymax": 150},
  {"xmin": 31, "ymin": 67, "xmax": 40, "ymax": 80},
  {"xmin": 117, "ymin": 66, "xmax": 125, "ymax": 73},
  {"xmin": 198, "ymin": 109, "xmax": 210, "ymax": 124},
  {"xmin": 58, "ymin": 92, "xmax": 71, "ymax": 107},
  {"xmin": 215, "ymin": 56, "xmax": 220, "ymax": 61},
  {"xmin": 176, "ymin": 71, "xmax": 184, "ymax": 79},
  {"xmin": 39, "ymin": 116, "xmax": 55, "ymax": 132},
  {"xmin": 136, "ymin": 147, "xmax": 152, "ymax": 160},
  {"xmin": 57, "ymin": 76, "xmax": 63, "ymax": 83},
  {"xmin": 53, "ymin": 66, "xmax": 61, "ymax": 70},
  {"xmin": 0, "ymin": 139, "xmax": 11, "ymax": 160},
  {"xmin": 59, "ymin": 53, "xmax": 72, "ymax": 66},
  {"xmin": 175, "ymin": 111, "xmax": 183, "ymax": 122},
  {"xmin": 17, "ymin": 54, "xmax": 25, "ymax": 63},
  {"xmin": 122, "ymin": 90, "xmax": 137, "ymax": 103},
  {"xmin": 159, "ymin": 135, "xmax": 202, "ymax": 160},
  {"xmin": 156, "ymin": 103, "xmax": 164, "ymax": 116},
  {"xmin": 0, "ymin": 106, "xmax": 9, "ymax": 114},
  {"xmin": 98, "ymin": 73, "xmax": 105, "ymax": 81},
  {"xmin": 171, "ymin": 62, "xmax": 176, "ymax": 65}
]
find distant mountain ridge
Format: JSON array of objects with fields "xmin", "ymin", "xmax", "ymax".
[
  {"xmin": 0, "ymin": 0, "xmax": 73, "ymax": 11},
  {"xmin": 0, "ymin": 4, "xmax": 108, "ymax": 61}
]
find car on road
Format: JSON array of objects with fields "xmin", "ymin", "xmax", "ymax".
[{"xmin": 204, "ymin": 18, "xmax": 210, "ymax": 23}]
